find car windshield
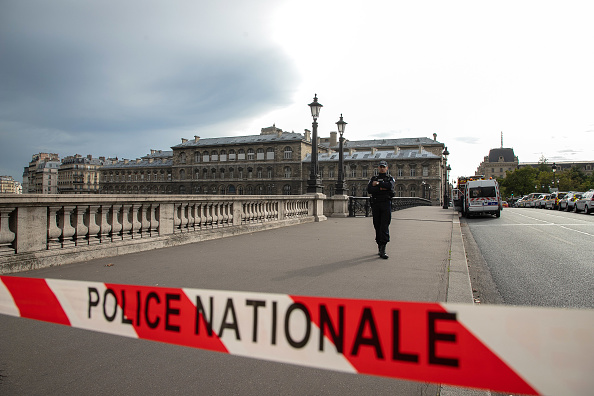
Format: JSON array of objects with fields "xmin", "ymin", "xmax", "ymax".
[{"xmin": 469, "ymin": 186, "xmax": 496, "ymax": 198}]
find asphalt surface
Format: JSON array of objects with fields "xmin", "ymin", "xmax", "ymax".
[
  {"xmin": 463, "ymin": 207, "xmax": 594, "ymax": 309},
  {"xmin": 1, "ymin": 206, "xmax": 476, "ymax": 396}
]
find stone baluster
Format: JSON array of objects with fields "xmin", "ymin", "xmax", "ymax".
[
  {"xmin": 99, "ymin": 205, "xmax": 112, "ymax": 243},
  {"xmin": 206, "ymin": 203, "xmax": 213, "ymax": 228},
  {"xmin": 216, "ymin": 203, "xmax": 223, "ymax": 226},
  {"xmin": 121, "ymin": 204, "xmax": 133, "ymax": 240},
  {"xmin": 149, "ymin": 204, "xmax": 159, "ymax": 236},
  {"xmin": 47, "ymin": 206, "xmax": 62, "ymax": 249},
  {"xmin": 87, "ymin": 205, "xmax": 101, "ymax": 244},
  {"xmin": 198, "ymin": 203, "xmax": 206, "ymax": 230},
  {"xmin": 141, "ymin": 204, "xmax": 151, "ymax": 237},
  {"xmin": 0, "ymin": 207, "xmax": 16, "ymax": 254},
  {"xmin": 59, "ymin": 206, "xmax": 76, "ymax": 247},
  {"xmin": 180, "ymin": 203, "xmax": 189, "ymax": 231},
  {"xmin": 74, "ymin": 206, "xmax": 89, "ymax": 246},
  {"xmin": 227, "ymin": 202, "xmax": 233, "ymax": 225},
  {"xmin": 187, "ymin": 203, "xmax": 195, "ymax": 231},
  {"xmin": 173, "ymin": 203, "xmax": 182, "ymax": 233},
  {"xmin": 131, "ymin": 204, "xmax": 142, "ymax": 238},
  {"xmin": 111, "ymin": 205, "xmax": 123, "ymax": 241}
]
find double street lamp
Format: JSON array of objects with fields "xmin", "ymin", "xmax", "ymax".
[
  {"xmin": 551, "ymin": 163, "xmax": 557, "ymax": 190},
  {"xmin": 335, "ymin": 114, "xmax": 347, "ymax": 195},
  {"xmin": 307, "ymin": 94, "xmax": 323, "ymax": 193},
  {"xmin": 442, "ymin": 147, "xmax": 450, "ymax": 209}
]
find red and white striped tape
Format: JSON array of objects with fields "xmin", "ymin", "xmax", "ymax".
[{"xmin": 1, "ymin": 276, "xmax": 593, "ymax": 395}]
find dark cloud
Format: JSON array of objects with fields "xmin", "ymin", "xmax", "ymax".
[{"xmin": 0, "ymin": 0, "xmax": 299, "ymax": 179}]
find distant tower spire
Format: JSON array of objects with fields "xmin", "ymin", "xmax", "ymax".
[{"xmin": 501, "ymin": 131, "xmax": 503, "ymax": 148}]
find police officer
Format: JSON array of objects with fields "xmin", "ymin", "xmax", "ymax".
[{"xmin": 367, "ymin": 160, "xmax": 395, "ymax": 259}]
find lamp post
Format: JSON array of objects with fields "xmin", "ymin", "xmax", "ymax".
[
  {"xmin": 307, "ymin": 94, "xmax": 323, "ymax": 193},
  {"xmin": 335, "ymin": 114, "xmax": 347, "ymax": 195},
  {"xmin": 551, "ymin": 163, "xmax": 557, "ymax": 191},
  {"xmin": 442, "ymin": 147, "xmax": 450, "ymax": 209}
]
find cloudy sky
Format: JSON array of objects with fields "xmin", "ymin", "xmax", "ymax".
[{"xmin": 1, "ymin": 0, "xmax": 593, "ymax": 183}]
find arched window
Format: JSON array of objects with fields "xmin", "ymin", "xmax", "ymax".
[
  {"xmin": 211, "ymin": 150, "xmax": 218, "ymax": 161},
  {"xmin": 284, "ymin": 146, "xmax": 293, "ymax": 159},
  {"xmin": 203, "ymin": 151, "xmax": 210, "ymax": 162},
  {"xmin": 283, "ymin": 185, "xmax": 291, "ymax": 195},
  {"xmin": 284, "ymin": 166, "xmax": 292, "ymax": 178},
  {"xmin": 228, "ymin": 149, "xmax": 236, "ymax": 161},
  {"xmin": 257, "ymin": 185, "xmax": 264, "ymax": 195},
  {"xmin": 179, "ymin": 169, "xmax": 186, "ymax": 180},
  {"xmin": 257, "ymin": 148, "xmax": 265, "ymax": 160},
  {"xmin": 350, "ymin": 165, "xmax": 357, "ymax": 178},
  {"xmin": 267, "ymin": 167, "xmax": 273, "ymax": 179},
  {"xmin": 238, "ymin": 149, "xmax": 246, "ymax": 160},
  {"xmin": 194, "ymin": 169, "xmax": 200, "ymax": 179},
  {"xmin": 180, "ymin": 152, "xmax": 186, "ymax": 164},
  {"xmin": 257, "ymin": 167, "xmax": 263, "ymax": 178},
  {"xmin": 220, "ymin": 150, "xmax": 227, "ymax": 161},
  {"xmin": 220, "ymin": 168, "xmax": 225, "ymax": 179},
  {"xmin": 409, "ymin": 185, "xmax": 416, "ymax": 197},
  {"xmin": 194, "ymin": 152, "xmax": 200, "ymax": 163},
  {"xmin": 410, "ymin": 166, "xmax": 416, "ymax": 177},
  {"xmin": 247, "ymin": 185, "xmax": 254, "ymax": 195},
  {"xmin": 266, "ymin": 147, "xmax": 274, "ymax": 160},
  {"xmin": 228, "ymin": 185, "xmax": 236, "ymax": 194},
  {"xmin": 247, "ymin": 149, "xmax": 255, "ymax": 160},
  {"xmin": 203, "ymin": 168, "xmax": 208, "ymax": 179}
]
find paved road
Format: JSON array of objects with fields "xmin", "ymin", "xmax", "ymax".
[
  {"xmin": 1, "ymin": 207, "xmax": 469, "ymax": 396},
  {"xmin": 462, "ymin": 207, "xmax": 594, "ymax": 308}
]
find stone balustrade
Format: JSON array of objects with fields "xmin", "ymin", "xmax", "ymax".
[{"xmin": 0, "ymin": 194, "xmax": 326, "ymax": 273}]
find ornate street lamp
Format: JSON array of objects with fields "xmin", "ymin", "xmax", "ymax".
[
  {"xmin": 442, "ymin": 147, "xmax": 450, "ymax": 209},
  {"xmin": 307, "ymin": 94, "xmax": 323, "ymax": 193},
  {"xmin": 551, "ymin": 162, "xmax": 557, "ymax": 190},
  {"xmin": 335, "ymin": 114, "xmax": 347, "ymax": 195}
]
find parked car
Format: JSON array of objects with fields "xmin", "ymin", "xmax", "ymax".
[
  {"xmin": 502, "ymin": 201, "xmax": 509, "ymax": 208},
  {"xmin": 567, "ymin": 192, "xmax": 584, "ymax": 212},
  {"xmin": 524, "ymin": 193, "xmax": 543, "ymax": 207},
  {"xmin": 559, "ymin": 192, "xmax": 578, "ymax": 211},
  {"xmin": 545, "ymin": 192, "xmax": 567, "ymax": 210},
  {"xmin": 535, "ymin": 194, "xmax": 550, "ymax": 208},
  {"xmin": 575, "ymin": 190, "xmax": 594, "ymax": 214}
]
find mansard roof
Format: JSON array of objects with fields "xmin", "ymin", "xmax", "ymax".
[
  {"xmin": 487, "ymin": 148, "xmax": 516, "ymax": 163},
  {"xmin": 172, "ymin": 132, "xmax": 305, "ymax": 149},
  {"xmin": 303, "ymin": 148, "xmax": 440, "ymax": 163},
  {"xmin": 321, "ymin": 137, "xmax": 442, "ymax": 149}
]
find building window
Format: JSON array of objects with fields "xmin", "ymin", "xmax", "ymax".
[
  {"xmin": 229, "ymin": 168, "xmax": 234, "ymax": 179},
  {"xmin": 350, "ymin": 166, "xmax": 357, "ymax": 178},
  {"xmin": 283, "ymin": 185, "xmax": 291, "ymax": 195},
  {"xmin": 211, "ymin": 168, "xmax": 216, "ymax": 179},
  {"xmin": 194, "ymin": 152, "xmax": 200, "ymax": 162},
  {"xmin": 229, "ymin": 150, "xmax": 236, "ymax": 161},
  {"xmin": 211, "ymin": 151, "xmax": 218, "ymax": 161},
  {"xmin": 203, "ymin": 151, "xmax": 209, "ymax": 162},
  {"xmin": 247, "ymin": 149, "xmax": 255, "ymax": 161},
  {"xmin": 257, "ymin": 148, "xmax": 265, "ymax": 160},
  {"xmin": 257, "ymin": 167, "xmax": 263, "ymax": 178},
  {"xmin": 410, "ymin": 167, "xmax": 416, "ymax": 177},
  {"xmin": 284, "ymin": 147, "xmax": 293, "ymax": 159},
  {"xmin": 329, "ymin": 167, "xmax": 335, "ymax": 178},
  {"xmin": 410, "ymin": 185, "xmax": 416, "ymax": 197},
  {"xmin": 422, "ymin": 166, "xmax": 429, "ymax": 177},
  {"xmin": 238, "ymin": 149, "xmax": 246, "ymax": 160},
  {"xmin": 220, "ymin": 168, "xmax": 225, "ymax": 179},
  {"xmin": 267, "ymin": 167, "xmax": 273, "ymax": 179},
  {"xmin": 397, "ymin": 167, "xmax": 403, "ymax": 177},
  {"xmin": 248, "ymin": 167, "xmax": 253, "ymax": 179},
  {"xmin": 180, "ymin": 152, "xmax": 186, "ymax": 164},
  {"xmin": 203, "ymin": 169, "xmax": 208, "ymax": 179},
  {"xmin": 362, "ymin": 167, "xmax": 368, "ymax": 178},
  {"xmin": 284, "ymin": 166, "xmax": 292, "ymax": 178},
  {"xmin": 220, "ymin": 150, "xmax": 227, "ymax": 162},
  {"xmin": 266, "ymin": 147, "xmax": 275, "ymax": 160}
]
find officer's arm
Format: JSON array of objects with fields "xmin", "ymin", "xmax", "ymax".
[{"xmin": 367, "ymin": 178, "xmax": 378, "ymax": 194}]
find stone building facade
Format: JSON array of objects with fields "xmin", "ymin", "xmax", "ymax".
[
  {"xmin": 0, "ymin": 176, "xmax": 19, "ymax": 194},
  {"xmin": 94, "ymin": 125, "xmax": 447, "ymax": 205},
  {"xmin": 58, "ymin": 154, "xmax": 112, "ymax": 194},
  {"xmin": 100, "ymin": 150, "xmax": 173, "ymax": 194},
  {"xmin": 476, "ymin": 147, "xmax": 519, "ymax": 179},
  {"xmin": 22, "ymin": 153, "xmax": 61, "ymax": 194}
]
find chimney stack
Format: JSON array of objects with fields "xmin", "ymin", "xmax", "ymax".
[
  {"xmin": 181, "ymin": 138, "xmax": 188, "ymax": 144},
  {"xmin": 194, "ymin": 135, "xmax": 200, "ymax": 142},
  {"xmin": 304, "ymin": 129, "xmax": 311, "ymax": 142},
  {"xmin": 330, "ymin": 131, "xmax": 337, "ymax": 147}
]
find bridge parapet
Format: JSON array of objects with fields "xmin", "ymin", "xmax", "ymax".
[{"xmin": 0, "ymin": 194, "xmax": 320, "ymax": 273}]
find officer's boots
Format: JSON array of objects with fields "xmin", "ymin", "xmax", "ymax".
[{"xmin": 379, "ymin": 244, "xmax": 388, "ymax": 259}]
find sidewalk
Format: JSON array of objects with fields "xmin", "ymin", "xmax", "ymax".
[{"xmin": 1, "ymin": 206, "xmax": 482, "ymax": 395}]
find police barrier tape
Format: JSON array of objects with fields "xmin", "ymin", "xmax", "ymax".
[{"xmin": 1, "ymin": 276, "xmax": 593, "ymax": 395}]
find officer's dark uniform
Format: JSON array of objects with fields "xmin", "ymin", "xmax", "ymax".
[{"xmin": 367, "ymin": 162, "xmax": 395, "ymax": 259}]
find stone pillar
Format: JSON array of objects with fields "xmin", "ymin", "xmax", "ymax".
[
  {"xmin": 310, "ymin": 193, "xmax": 327, "ymax": 222},
  {"xmin": 158, "ymin": 203, "xmax": 174, "ymax": 236},
  {"xmin": 14, "ymin": 206, "xmax": 46, "ymax": 253},
  {"xmin": 331, "ymin": 195, "xmax": 349, "ymax": 218}
]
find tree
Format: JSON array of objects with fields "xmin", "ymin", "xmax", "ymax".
[{"xmin": 500, "ymin": 167, "xmax": 537, "ymax": 198}]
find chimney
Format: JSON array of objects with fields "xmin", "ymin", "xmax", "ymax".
[
  {"xmin": 330, "ymin": 131, "xmax": 337, "ymax": 147},
  {"xmin": 123, "ymin": 159, "xmax": 129, "ymax": 164},
  {"xmin": 87, "ymin": 154, "xmax": 92, "ymax": 160},
  {"xmin": 433, "ymin": 133, "xmax": 437, "ymax": 141},
  {"xmin": 394, "ymin": 146, "xmax": 400, "ymax": 155},
  {"xmin": 136, "ymin": 158, "xmax": 141, "ymax": 164},
  {"xmin": 148, "ymin": 158, "xmax": 154, "ymax": 163},
  {"xmin": 371, "ymin": 147, "xmax": 377, "ymax": 155},
  {"xmin": 305, "ymin": 129, "xmax": 311, "ymax": 142},
  {"xmin": 277, "ymin": 129, "xmax": 282, "ymax": 138},
  {"xmin": 181, "ymin": 138, "xmax": 188, "ymax": 144},
  {"xmin": 194, "ymin": 136, "xmax": 200, "ymax": 143},
  {"xmin": 419, "ymin": 145, "xmax": 424, "ymax": 154},
  {"xmin": 150, "ymin": 149, "xmax": 155, "ymax": 155}
]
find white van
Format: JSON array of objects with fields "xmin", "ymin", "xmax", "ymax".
[{"xmin": 463, "ymin": 179, "xmax": 502, "ymax": 217}]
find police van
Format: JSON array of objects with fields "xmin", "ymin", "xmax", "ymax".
[{"xmin": 463, "ymin": 179, "xmax": 502, "ymax": 218}]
